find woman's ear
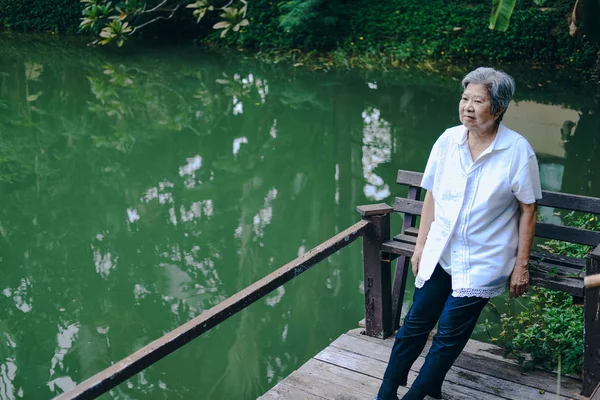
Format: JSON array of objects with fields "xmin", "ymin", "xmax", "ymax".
[{"xmin": 494, "ymin": 107, "xmax": 505, "ymax": 120}]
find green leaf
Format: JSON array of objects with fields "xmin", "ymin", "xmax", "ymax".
[
  {"xmin": 213, "ymin": 21, "xmax": 231, "ymax": 29},
  {"xmin": 489, "ymin": 0, "xmax": 516, "ymax": 32},
  {"xmin": 26, "ymin": 92, "xmax": 43, "ymax": 102}
]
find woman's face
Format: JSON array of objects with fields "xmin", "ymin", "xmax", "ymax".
[{"xmin": 459, "ymin": 83, "xmax": 500, "ymax": 134}]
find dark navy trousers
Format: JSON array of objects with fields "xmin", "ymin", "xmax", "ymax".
[{"xmin": 376, "ymin": 265, "xmax": 489, "ymax": 400}]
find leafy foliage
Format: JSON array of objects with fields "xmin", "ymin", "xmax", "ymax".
[
  {"xmin": 493, "ymin": 212, "xmax": 600, "ymax": 376},
  {"xmin": 278, "ymin": 0, "xmax": 322, "ymax": 31},
  {"xmin": 78, "ymin": 0, "xmax": 249, "ymax": 45},
  {"xmin": 1, "ymin": 0, "xmax": 598, "ymax": 74},
  {"xmin": 0, "ymin": 0, "xmax": 84, "ymax": 32},
  {"xmin": 499, "ymin": 288, "xmax": 584, "ymax": 375},
  {"xmin": 212, "ymin": 5, "xmax": 249, "ymax": 38},
  {"xmin": 222, "ymin": 0, "xmax": 597, "ymax": 72},
  {"xmin": 489, "ymin": 0, "xmax": 516, "ymax": 32}
]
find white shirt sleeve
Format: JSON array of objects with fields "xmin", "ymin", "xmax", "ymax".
[
  {"xmin": 421, "ymin": 137, "xmax": 441, "ymax": 191},
  {"xmin": 511, "ymin": 139, "xmax": 543, "ymax": 204}
]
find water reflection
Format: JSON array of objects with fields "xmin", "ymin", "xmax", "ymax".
[
  {"xmin": 0, "ymin": 332, "xmax": 19, "ymax": 400},
  {"xmin": 362, "ymin": 108, "xmax": 392, "ymax": 201},
  {"xmin": 0, "ymin": 35, "xmax": 598, "ymax": 399}
]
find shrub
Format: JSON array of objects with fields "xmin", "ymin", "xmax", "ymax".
[
  {"xmin": 231, "ymin": 0, "xmax": 599, "ymax": 71},
  {"xmin": 494, "ymin": 213, "xmax": 599, "ymax": 376},
  {"xmin": 0, "ymin": 0, "xmax": 83, "ymax": 33},
  {"xmin": 498, "ymin": 287, "xmax": 584, "ymax": 375}
]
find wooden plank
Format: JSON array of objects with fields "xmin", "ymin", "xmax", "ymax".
[
  {"xmin": 258, "ymin": 382, "xmax": 325, "ymax": 400},
  {"xmin": 394, "ymin": 197, "xmax": 424, "ymax": 215},
  {"xmin": 402, "ymin": 187, "xmax": 422, "ymax": 231},
  {"xmin": 591, "ymin": 381, "xmax": 600, "ymax": 400},
  {"xmin": 318, "ymin": 343, "xmax": 555, "ymax": 400},
  {"xmin": 362, "ymin": 214, "xmax": 393, "ymax": 338},
  {"xmin": 340, "ymin": 332, "xmax": 585, "ymax": 399},
  {"xmin": 393, "ymin": 210, "xmax": 599, "ymax": 247},
  {"xmin": 330, "ymin": 333, "xmax": 577, "ymax": 400},
  {"xmin": 594, "ymin": 244, "xmax": 600, "ymax": 259},
  {"xmin": 386, "ymin": 235, "xmax": 585, "ymax": 295},
  {"xmin": 314, "ymin": 345, "xmax": 501, "ymax": 400},
  {"xmin": 282, "ymin": 368, "xmax": 368, "ymax": 400},
  {"xmin": 391, "ymin": 256, "xmax": 410, "ymax": 332},
  {"xmin": 583, "ymin": 249, "xmax": 600, "ymax": 396},
  {"xmin": 393, "ymin": 234, "xmax": 417, "ymax": 245},
  {"xmin": 346, "ymin": 329, "xmax": 520, "ymax": 366},
  {"xmin": 396, "ymin": 170, "xmax": 424, "ymax": 186},
  {"xmin": 395, "ymin": 170, "xmax": 600, "ymax": 214},
  {"xmin": 392, "ymin": 234, "xmax": 585, "ymax": 277},
  {"xmin": 392, "ymin": 186, "xmax": 423, "ymax": 331},
  {"xmin": 296, "ymin": 359, "xmax": 383, "ymax": 398},
  {"xmin": 536, "ymin": 222, "xmax": 600, "ymax": 246},
  {"xmin": 529, "ymin": 269, "xmax": 584, "ymax": 297},
  {"xmin": 530, "ymin": 250, "xmax": 586, "ymax": 269},
  {"xmin": 56, "ymin": 220, "xmax": 371, "ymax": 400},
  {"xmin": 404, "ymin": 227, "xmax": 419, "ymax": 236},
  {"xmin": 539, "ymin": 191, "xmax": 600, "ymax": 215},
  {"xmin": 357, "ymin": 203, "xmax": 394, "ymax": 217},
  {"xmin": 382, "ymin": 240, "xmax": 415, "ymax": 258}
]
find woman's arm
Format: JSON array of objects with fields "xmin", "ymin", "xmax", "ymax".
[
  {"xmin": 411, "ymin": 190, "xmax": 435, "ymax": 276},
  {"xmin": 510, "ymin": 201, "xmax": 537, "ymax": 297}
]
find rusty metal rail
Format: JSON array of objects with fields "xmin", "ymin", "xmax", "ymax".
[{"xmin": 55, "ymin": 219, "xmax": 371, "ymax": 400}]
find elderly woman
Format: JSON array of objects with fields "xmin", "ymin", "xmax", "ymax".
[{"xmin": 375, "ymin": 67, "xmax": 542, "ymax": 400}]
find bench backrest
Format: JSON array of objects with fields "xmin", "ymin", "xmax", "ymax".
[{"xmin": 394, "ymin": 170, "xmax": 600, "ymax": 247}]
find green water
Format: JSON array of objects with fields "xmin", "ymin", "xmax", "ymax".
[{"xmin": 0, "ymin": 34, "xmax": 599, "ymax": 399}]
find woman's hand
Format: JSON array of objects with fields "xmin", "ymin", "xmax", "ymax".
[
  {"xmin": 411, "ymin": 246, "xmax": 423, "ymax": 277},
  {"xmin": 509, "ymin": 265, "xmax": 530, "ymax": 298}
]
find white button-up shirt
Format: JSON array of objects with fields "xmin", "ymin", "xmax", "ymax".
[{"xmin": 416, "ymin": 123, "xmax": 542, "ymax": 298}]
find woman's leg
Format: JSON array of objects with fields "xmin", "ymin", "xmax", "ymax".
[
  {"xmin": 376, "ymin": 266, "xmax": 451, "ymax": 400},
  {"xmin": 405, "ymin": 294, "xmax": 489, "ymax": 399}
]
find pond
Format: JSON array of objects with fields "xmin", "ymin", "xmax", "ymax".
[{"xmin": 0, "ymin": 33, "xmax": 598, "ymax": 399}]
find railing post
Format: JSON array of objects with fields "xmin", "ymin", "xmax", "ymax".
[
  {"xmin": 357, "ymin": 203, "xmax": 394, "ymax": 339},
  {"xmin": 584, "ymin": 244, "xmax": 600, "ymax": 396}
]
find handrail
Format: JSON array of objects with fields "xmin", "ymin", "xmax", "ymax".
[{"xmin": 55, "ymin": 219, "xmax": 371, "ymax": 400}]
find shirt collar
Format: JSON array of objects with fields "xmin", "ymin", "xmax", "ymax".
[{"xmin": 454, "ymin": 123, "xmax": 511, "ymax": 151}]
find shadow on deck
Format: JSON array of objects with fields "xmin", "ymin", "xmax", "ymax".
[{"xmin": 259, "ymin": 328, "xmax": 586, "ymax": 400}]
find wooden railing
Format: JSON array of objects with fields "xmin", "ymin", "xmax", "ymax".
[
  {"xmin": 55, "ymin": 190, "xmax": 600, "ymax": 399},
  {"xmin": 55, "ymin": 216, "xmax": 384, "ymax": 399}
]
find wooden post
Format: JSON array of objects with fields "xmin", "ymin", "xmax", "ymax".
[
  {"xmin": 583, "ymin": 244, "xmax": 600, "ymax": 396},
  {"xmin": 391, "ymin": 185, "xmax": 421, "ymax": 331},
  {"xmin": 357, "ymin": 203, "xmax": 394, "ymax": 339}
]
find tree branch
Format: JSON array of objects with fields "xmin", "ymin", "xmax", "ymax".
[
  {"xmin": 129, "ymin": 3, "xmax": 180, "ymax": 35},
  {"xmin": 140, "ymin": 0, "xmax": 168, "ymax": 14}
]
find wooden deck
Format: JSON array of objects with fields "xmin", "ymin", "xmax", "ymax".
[{"xmin": 259, "ymin": 328, "xmax": 587, "ymax": 400}]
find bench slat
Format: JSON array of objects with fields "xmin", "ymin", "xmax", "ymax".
[
  {"xmin": 382, "ymin": 239, "xmax": 585, "ymax": 297},
  {"xmin": 395, "ymin": 170, "xmax": 600, "ymax": 215},
  {"xmin": 396, "ymin": 170, "xmax": 423, "ymax": 187},
  {"xmin": 539, "ymin": 191, "xmax": 600, "ymax": 215},
  {"xmin": 394, "ymin": 198, "xmax": 600, "ymax": 246},
  {"xmin": 536, "ymin": 223, "xmax": 600, "ymax": 247},
  {"xmin": 394, "ymin": 233, "xmax": 586, "ymax": 274},
  {"xmin": 394, "ymin": 197, "xmax": 423, "ymax": 215},
  {"xmin": 404, "ymin": 227, "xmax": 419, "ymax": 236},
  {"xmin": 529, "ymin": 270, "xmax": 585, "ymax": 297},
  {"xmin": 530, "ymin": 250, "xmax": 586, "ymax": 269},
  {"xmin": 382, "ymin": 240, "xmax": 415, "ymax": 257}
]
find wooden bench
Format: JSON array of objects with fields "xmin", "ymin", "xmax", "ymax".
[{"xmin": 357, "ymin": 169, "xmax": 600, "ymax": 397}]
